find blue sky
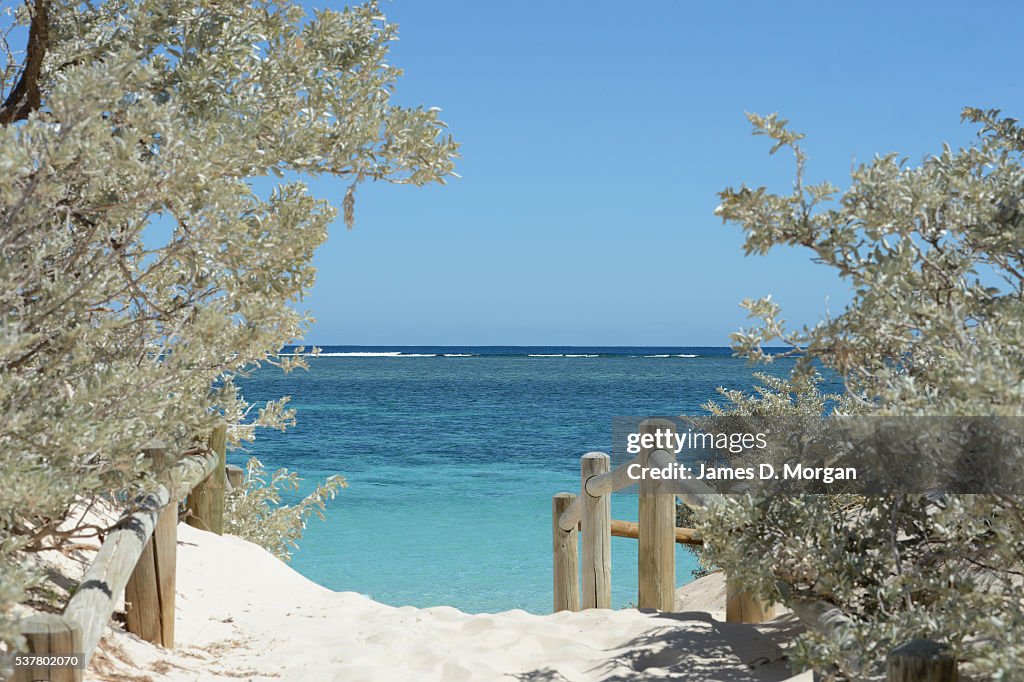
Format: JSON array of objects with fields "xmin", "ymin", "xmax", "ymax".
[{"xmin": 296, "ymin": 1, "xmax": 1024, "ymax": 346}]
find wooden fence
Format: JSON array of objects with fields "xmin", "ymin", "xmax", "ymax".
[
  {"xmin": 551, "ymin": 418, "xmax": 961, "ymax": 682},
  {"xmin": 551, "ymin": 418, "xmax": 770, "ymax": 620},
  {"xmin": 10, "ymin": 425, "xmax": 242, "ymax": 682},
  {"xmin": 6, "ymin": 418, "xmax": 959, "ymax": 681}
]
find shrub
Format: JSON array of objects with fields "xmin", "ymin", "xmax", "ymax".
[
  {"xmin": 223, "ymin": 457, "xmax": 346, "ymax": 562},
  {"xmin": 696, "ymin": 109, "xmax": 1024, "ymax": 679},
  {"xmin": 0, "ymin": 0, "xmax": 456, "ymax": 653}
]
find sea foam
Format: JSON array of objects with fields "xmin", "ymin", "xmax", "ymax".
[{"xmin": 313, "ymin": 352, "xmax": 437, "ymax": 358}]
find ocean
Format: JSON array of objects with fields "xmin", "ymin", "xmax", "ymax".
[{"xmin": 234, "ymin": 346, "xmax": 806, "ymax": 614}]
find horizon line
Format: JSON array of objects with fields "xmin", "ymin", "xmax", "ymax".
[{"xmin": 286, "ymin": 343, "xmax": 784, "ymax": 349}]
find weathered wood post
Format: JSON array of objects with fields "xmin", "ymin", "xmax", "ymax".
[
  {"xmin": 61, "ymin": 451, "xmax": 218, "ymax": 669},
  {"xmin": 225, "ymin": 464, "xmax": 245, "ymax": 491},
  {"xmin": 580, "ymin": 452, "xmax": 611, "ymax": 609},
  {"xmin": 886, "ymin": 640, "xmax": 958, "ymax": 682},
  {"xmin": 638, "ymin": 418, "xmax": 676, "ymax": 611},
  {"xmin": 14, "ymin": 614, "xmax": 83, "ymax": 682},
  {"xmin": 552, "ymin": 493, "xmax": 580, "ymax": 612},
  {"xmin": 186, "ymin": 424, "xmax": 227, "ymax": 534},
  {"xmin": 125, "ymin": 448, "xmax": 178, "ymax": 647},
  {"xmin": 725, "ymin": 574, "xmax": 774, "ymax": 624}
]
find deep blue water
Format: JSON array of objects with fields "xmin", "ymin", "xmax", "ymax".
[{"xmin": 233, "ymin": 346, "xmax": 805, "ymax": 614}]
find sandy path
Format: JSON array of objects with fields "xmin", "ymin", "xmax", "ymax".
[{"xmin": 85, "ymin": 525, "xmax": 810, "ymax": 681}]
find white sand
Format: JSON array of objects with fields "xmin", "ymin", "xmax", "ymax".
[{"xmin": 83, "ymin": 525, "xmax": 811, "ymax": 681}]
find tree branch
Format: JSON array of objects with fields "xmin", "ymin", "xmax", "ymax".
[{"xmin": 0, "ymin": 0, "xmax": 49, "ymax": 125}]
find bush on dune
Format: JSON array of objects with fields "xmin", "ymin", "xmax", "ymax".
[
  {"xmin": 694, "ymin": 110, "xmax": 1024, "ymax": 679},
  {"xmin": 224, "ymin": 457, "xmax": 346, "ymax": 562},
  {"xmin": 0, "ymin": 0, "xmax": 457, "ymax": 653}
]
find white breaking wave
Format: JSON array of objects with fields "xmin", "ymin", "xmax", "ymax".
[
  {"xmin": 281, "ymin": 350, "xmax": 697, "ymax": 359},
  {"xmin": 528, "ymin": 354, "xmax": 599, "ymax": 358},
  {"xmin": 310, "ymin": 352, "xmax": 437, "ymax": 357},
  {"xmin": 643, "ymin": 354, "xmax": 699, "ymax": 358}
]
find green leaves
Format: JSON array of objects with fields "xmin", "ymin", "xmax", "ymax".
[
  {"xmin": 0, "ymin": 0, "xmax": 457, "ymax": 652},
  {"xmin": 705, "ymin": 109, "xmax": 1024, "ymax": 677},
  {"xmin": 223, "ymin": 457, "xmax": 347, "ymax": 562},
  {"xmin": 746, "ymin": 112, "xmax": 806, "ymax": 155},
  {"xmin": 718, "ymin": 110, "xmax": 1024, "ymax": 413}
]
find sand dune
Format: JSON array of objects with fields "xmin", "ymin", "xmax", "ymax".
[{"xmin": 85, "ymin": 525, "xmax": 811, "ymax": 681}]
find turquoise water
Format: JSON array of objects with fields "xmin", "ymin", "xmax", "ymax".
[{"xmin": 234, "ymin": 347, "xmax": 803, "ymax": 614}]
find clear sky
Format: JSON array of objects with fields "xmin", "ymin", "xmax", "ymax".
[{"xmin": 295, "ymin": 1, "xmax": 1024, "ymax": 346}]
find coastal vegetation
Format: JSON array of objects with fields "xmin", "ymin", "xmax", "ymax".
[
  {"xmin": 223, "ymin": 457, "xmax": 346, "ymax": 562},
  {"xmin": 1, "ymin": 0, "xmax": 1020, "ymax": 677},
  {"xmin": 690, "ymin": 111, "xmax": 1024, "ymax": 678},
  {"xmin": 0, "ymin": 0, "xmax": 457, "ymax": 652}
]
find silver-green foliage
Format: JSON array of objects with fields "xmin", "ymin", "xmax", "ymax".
[
  {"xmin": 677, "ymin": 372, "xmax": 866, "ymax": 579},
  {"xmin": 0, "ymin": 0, "xmax": 456, "ymax": 652},
  {"xmin": 722, "ymin": 110, "xmax": 1023, "ymax": 416},
  {"xmin": 223, "ymin": 457, "xmax": 346, "ymax": 562},
  {"xmin": 697, "ymin": 110, "xmax": 1024, "ymax": 679}
]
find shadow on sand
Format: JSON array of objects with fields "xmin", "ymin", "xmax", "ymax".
[{"xmin": 511, "ymin": 611, "xmax": 808, "ymax": 682}]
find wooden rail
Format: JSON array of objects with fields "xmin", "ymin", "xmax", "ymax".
[
  {"xmin": 12, "ymin": 425, "xmax": 230, "ymax": 682},
  {"xmin": 551, "ymin": 423, "xmax": 787, "ymax": 627},
  {"xmin": 608, "ymin": 519, "xmax": 701, "ymax": 545},
  {"xmin": 552, "ymin": 420, "xmax": 961, "ymax": 679},
  {"xmin": 10, "ymin": 415, "xmax": 959, "ymax": 681},
  {"xmin": 552, "ymin": 420, "xmax": 748, "ymax": 616}
]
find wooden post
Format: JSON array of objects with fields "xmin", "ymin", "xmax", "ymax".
[
  {"xmin": 186, "ymin": 424, "xmax": 227, "ymax": 534},
  {"xmin": 225, "ymin": 464, "xmax": 244, "ymax": 491},
  {"xmin": 638, "ymin": 418, "xmax": 676, "ymax": 611},
  {"xmin": 14, "ymin": 614, "xmax": 83, "ymax": 682},
  {"xmin": 887, "ymin": 640, "xmax": 958, "ymax": 682},
  {"xmin": 725, "ymin": 574, "xmax": 774, "ymax": 624},
  {"xmin": 64, "ymin": 450, "xmax": 218, "ymax": 666},
  {"xmin": 580, "ymin": 452, "xmax": 611, "ymax": 609},
  {"xmin": 552, "ymin": 493, "xmax": 580, "ymax": 612},
  {"xmin": 125, "ymin": 449, "xmax": 177, "ymax": 647}
]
